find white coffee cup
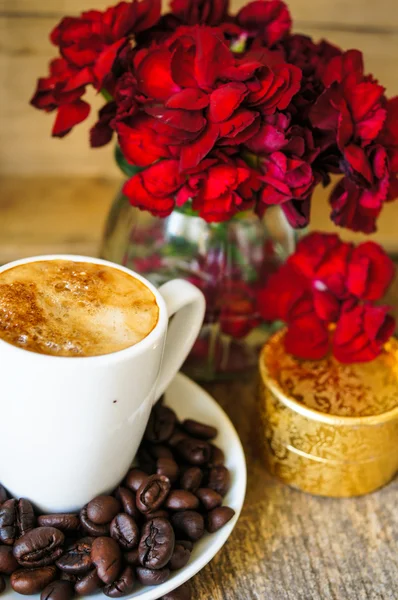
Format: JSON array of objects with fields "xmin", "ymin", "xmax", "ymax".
[{"xmin": 0, "ymin": 255, "xmax": 205, "ymax": 513}]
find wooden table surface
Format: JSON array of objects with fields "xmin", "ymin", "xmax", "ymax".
[{"xmin": 0, "ymin": 176, "xmax": 397, "ymax": 600}]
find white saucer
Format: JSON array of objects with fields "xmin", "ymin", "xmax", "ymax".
[{"xmin": 4, "ymin": 373, "xmax": 246, "ymax": 600}]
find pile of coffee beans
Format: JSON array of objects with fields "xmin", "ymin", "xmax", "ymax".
[{"xmin": 0, "ymin": 399, "xmax": 235, "ymax": 600}]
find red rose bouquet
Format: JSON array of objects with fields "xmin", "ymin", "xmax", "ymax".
[{"xmin": 31, "ymin": 0, "xmax": 397, "ymax": 375}]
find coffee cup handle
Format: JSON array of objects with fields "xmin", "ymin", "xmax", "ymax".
[{"xmin": 155, "ymin": 279, "xmax": 205, "ymax": 401}]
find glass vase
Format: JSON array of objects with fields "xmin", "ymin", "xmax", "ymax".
[{"xmin": 100, "ymin": 183, "xmax": 296, "ymax": 381}]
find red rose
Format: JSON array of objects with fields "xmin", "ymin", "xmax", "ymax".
[
  {"xmin": 236, "ymin": 0, "xmax": 292, "ymax": 47},
  {"xmin": 219, "ymin": 282, "xmax": 261, "ymax": 338},
  {"xmin": 285, "ymin": 314, "xmax": 330, "ymax": 360},
  {"xmin": 90, "ymin": 102, "xmax": 117, "ymax": 147},
  {"xmin": 333, "ymin": 302, "xmax": 395, "ymax": 363},
  {"xmin": 30, "ymin": 58, "xmax": 91, "ymax": 137},
  {"xmin": 177, "ymin": 153, "xmax": 262, "ymax": 221},
  {"xmin": 257, "ymin": 263, "xmax": 312, "ymax": 322},
  {"xmin": 346, "ymin": 242, "xmax": 395, "ymax": 301},
  {"xmin": 122, "ymin": 159, "xmax": 183, "ymax": 217},
  {"xmin": 51, "ymin": 0, "xmax": 161, "ymax": 89},
  {"xmin": 171, "ymin": 0, "xmax": 229, "ymax": 25}
]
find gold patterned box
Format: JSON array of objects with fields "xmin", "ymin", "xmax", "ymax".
[{"xmin": 259, "ymin": 329, "xmax": 398, "ymax": 497}]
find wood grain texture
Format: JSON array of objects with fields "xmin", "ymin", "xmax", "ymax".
[
  {"xmin": 4, "ymin": 0, "xmax": 398, "ymax": 29},
  {"xmin": 0, "ymin": 174, "xmax": 397, "ymax": 599}
]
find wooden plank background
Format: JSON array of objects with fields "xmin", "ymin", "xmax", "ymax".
[{"xmin": 0, "ymin": 0, "xmax": 397, "ymax": 248}]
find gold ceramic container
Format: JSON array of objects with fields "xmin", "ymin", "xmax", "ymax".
[{"xmin": 259, "ymin": 330, "xmax": 398, "ymax": 497}]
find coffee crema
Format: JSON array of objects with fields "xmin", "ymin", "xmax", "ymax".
[{"xmin": 0, "ymin": 260, "xmax": 159, "ymax": 357}]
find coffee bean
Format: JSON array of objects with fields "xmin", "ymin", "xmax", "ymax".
[
  {"xmin": 38, "ymin": 515, "xmax": 80, "ymax": 532},
  {"xmin": 80, "ymin": 506, "xmax": 109, "ymax": 537},
  {"xmin": 136, "ymin": 447, "xmax": 156, "ymax": 475},
  {"xmin": 208, "ymin": 466, "xmax": 231, "ymax": 497},
  {"xmin": 160, "ymin": 582, "xmax": 192, "ymax": 600},
  {"xmin": 165, "ymin": 490, "xmax": 199, "ymax": 512},
  {"xmin": 14, "ymin": 527, "xmax": 65, "ymax": 568},
  {"xmin": 148, "ymin": 445, "xmax": 174, "ymax": 460},
  {"xmin": 196, "ymin": 488, "xmax": 223, "ymax": 511},
  {"xmin": 0, "ymin": 575, "xmax": 5, "ymax": 594},
  {"xmin": 103, "ymin": 565, "xmax": 135, "ymax": 598},
  {"xmin": 123, "ymin": 548, "xmax": 140, "ymax": 567},
  {"xmin": 144, "ymin": 510, "xmax": 169, "ymax": 521},
  {"xmin": 209, "ymin": 445, "xmax": 225, "ymax": 467},
  {"xmin": 0, "ymin": 498, "xmax": 35, "ymax": 545},
  {"xmin": 11, "ymin": 566, "xmax": 57, "ymax": 595},
  {"xmin": 171, "ymin": 511, "xmax": 204, "ymax": 542},
  {"xmin": 168, "ymin": 543, "xmax": 191, "ymax": 571},
  {"xmin": 176, "ymin": 540, "xmax": 193, "ymax": 551},
  {"xmin": 0, "ymin": 485, "xmax": 7, "ymax": 505},
  {"xmin": 0, "ymin": 545, "xmax": 19, "ymax": 574},
  {"xmin": 168, "ymin": 429, "xmax": 190, "ymax": 448},
  {"xmin": 56, "ymin": 537, "xmax": 94, "ymax": 574},
  {"xmin": 124, "ymin": 470, "xmax": 148, "ymax": 493},
  {"xmin": 206, "ymin": 507, "xmax": 235, "ymax": 533},
  {"xmin": 139, "ymin": 518, "xmax": 175, "ymax": 570},
  {"xmin": 60, "ymin": 573, "xmax": 78, "ymax": 584},
  {"xmin": 136, "ymin": 475, "xmax": 171, "ymax": 514},
  {"xmin": 144, "ymin": 405, "xmax": 176, "ymax": 444},
  {"xmin": 91, "ymin": 537, "xmax": 121, "ymax": 584},
  {"xmin": 114, "ymin": 487, "xmax": 140, "ymax": 520},
  {"xmin": 156, "ymin": 458, "xmax": 179, "ymax": 483},
  {"xmin": 41, "ymin": 580, "xmax": 74, "ymax": 600},
  {"xmin": 74, "ymin": 569, "xmax": 103, "ymax": 596},
  {"xmin": 110, "ymin": 514, "xmax": 139, "ymax": 550},
  {"xmin": 181, "ymin": 419, "xmax": 217, "ymax": 440},
  {"xmin": 87, "ymin": 496, "xmax": 121, "ymax": 525},
  {"xmin": 136, "ymin": 567, "xmax": 170, "ymax": 586},
  {"xmin": 180, "ymin": 467, "xmax": 203, "ymax": 493},
  {"xmin": 176, "ymin": 439, "xmax": 211, "ymax": 466}
]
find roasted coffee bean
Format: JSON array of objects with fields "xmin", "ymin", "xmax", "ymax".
[
  {"xmin": 11, "ymin": 566, "xmax": 57, "ymax": 595},
  {"xmin": 124, "ymin": 470, "xmax": 148, "ymax": 493},
  {"xmin": 138, "ymin": 518, "xmax": 175, "ymax": 570},
  {"xmin": 168, "ymin": 544, "xmax": 191, "ymax": 571},
  {"xmin": 171, "ymin": 511, "xmax": 204, "ymax": 542},
  {"xmin": 156, "ymin": 458, "xmax": 179, "ymax": 483},
  {"xmin": 209, "ymin": 445, "xmax": 225, "ymax": 467},
  {"xmin": 207, "ymin": 466, "xmax": 231, "ymax": 497},
  {"xmin": 0, "ymin": 545, "xmax": 19, "ymax": 574},
  {"xmin": 123, "ymin": 549, "xmax": 140, "ymax": 567},
  {"xmin": 160, "ymin": 582, "xmax": 191, "ymax": 600},
  {"xmin": 206, "ymin": 507, "xmax": 235, "ymax": 533},
  {"xmin": 148, "ymin": 445, "xmax": 174, "ymax": 461},
  {"xmin": 91, "ymin": 537, "xmax": 121, "ymax": 584},
  {"xmin": 56, "ymin": 537, "xmax": 94, "ymax": 574},
  {"xmin": 0, "ymin": 575, "xmax": 5, "ymax": 594},
  {"xmin": 181, "ymin": 419, "xmax": 217, "ymax": 440},
  {"xmin": 103, "ymin": 565, "xmax": 135, "ymax": 598},
  {"xmin": 0, "ymin": 485, "xmax": 7, "ymax": 505},
  {"xmin": 136, "ymin": 567, "xmax": 170, "ymax": 586},
  {"xmin": 144, "ymin": 405, "xmax": 176, "ymax": 444},
  {"xmin": 41, "ymin": 580, "xmax": 74, "ymax": 600},
  {"xmin": 136, "ymin": 475, "xmax": 171, "ymax": 514},
  {"xmin": 0, "ymin": 499, "xmax": 35, "ymax": 545},
  {"xmin": 180, "ymin": 467, "xmax": 203, "ymax": 493},
  {"xmin": 38, "ymin": 515, "xmax": 80, "ymax": 532},
  {"xmin": 74, "ymin": 569, "xmax": 103, "ymax": 596},
  {"xmin": 176, "ymin": 540, "xmax": 193, "ymax": 551},
  {"xmin": 110, "ymin": 514, "xmax": 139, "ymax": 550},
  {"xmin": 136, "ymin": 447, "xmax": 156, "ymax": 475},
  {"xmin": 87, "ymin": 496, "xmax": 121, "ymax": 526},
  {"xmin": 196, "ymin": 488, "xmax": 223, "ymax": 511},
  {"xmin": 80, "ymin": 506, "xmax": 109, "ymax": 537},
  {"xmin": 165, "ymin": 491, "xmax": 199, "ymax": 512},
  {"xmin": 14, "ymin": 527, "xmax": 65, "ymax": 568},
  {"xmin": 176, "ymin": 439, "xmax": 211, "ymax": 466},
  {"xmin": 168, "ymin": 429, "xmax": 190, "ymax": 448},
  {"xmin": 144, "ymin": 510, "xmax": 169, "ymax": 521},
  {"xmin": 60, "ymin": 573, "xmax": 78, "ymax": 584},
  {"xmin": 114, "ymin": 487, "xmax": 140, "ymax": 520}
]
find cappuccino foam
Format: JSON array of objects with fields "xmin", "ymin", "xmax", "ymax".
[{"xmin": 0, "ymin": 260, "xmax": 159, "ymax": 357}]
